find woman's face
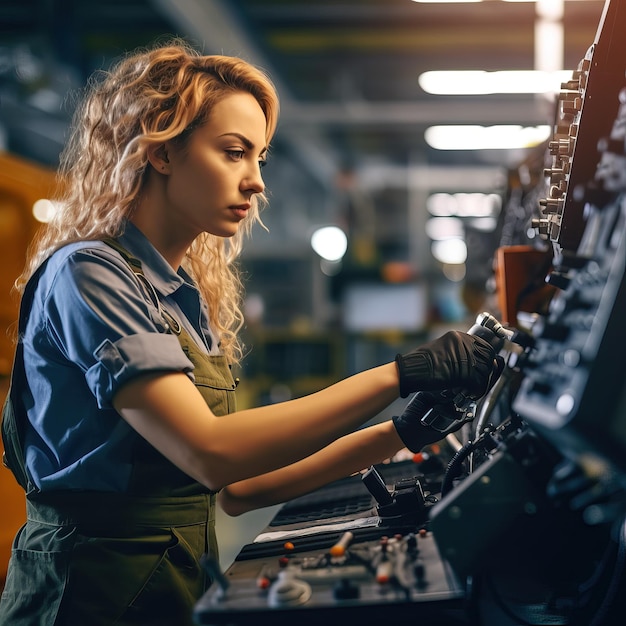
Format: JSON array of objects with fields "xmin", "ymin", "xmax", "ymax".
[{"xmin": 162, "ymin": 90, "xmax": 268, "ymax": 240}]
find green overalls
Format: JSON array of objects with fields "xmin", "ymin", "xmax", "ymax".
[{"xmin": 0, "ymin": 242, "xmax": 237, "ymax": 625}]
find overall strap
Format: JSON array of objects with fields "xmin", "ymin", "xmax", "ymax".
[
  {"xmin": 103, "ymin": 238, "xmax": 181, "ymax": 335},
  {"xmin": 1, "ymin": 264, "xmax": 47, "ymax": 492}
]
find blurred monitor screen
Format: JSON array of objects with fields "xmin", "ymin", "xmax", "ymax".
[{"xmin": 343, "ymin": 283, "xmax": 426, "ymax": 332}]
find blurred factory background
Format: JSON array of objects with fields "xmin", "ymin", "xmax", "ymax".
[{"xmin": 0, "ymin": 0, "xmax": 607, "ymax": 570}]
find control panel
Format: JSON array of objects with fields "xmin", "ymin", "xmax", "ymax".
[
  {"xmin": 194, "ymin": 527, "xmax": 465, "ymax": 625},
  {"xmin": 194, "ymin": 461, "xmax": 468, "ymax": 625},
  {"xmin": 513, "ymin": 0, "xmax": 626, "ymax": 479}
]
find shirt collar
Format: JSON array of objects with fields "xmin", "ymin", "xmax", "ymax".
[{"xmin": 116, "ymin": 222, "xmax": 189, "ymax": 298}]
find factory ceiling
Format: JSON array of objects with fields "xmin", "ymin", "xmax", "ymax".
[
  {"xmin": 0, "ymin": 0, "xmax": 610, "ymax": 312},
  {"xmin": 0, "ymin": 0, "xmax": 606, "ymax": 177}
]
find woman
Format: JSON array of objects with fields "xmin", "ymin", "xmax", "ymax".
[{"xmin": 0, "ymin": 41, "xmax": 500, "ymax": 625}]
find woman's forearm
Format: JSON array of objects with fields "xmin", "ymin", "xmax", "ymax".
[
  {"xmin": 115, "ymin": 362, "xmax": 401, "ymax": 491},
  {"xmin": 218, "ymin": 419, "xmax": 405, "ymax": 516}
]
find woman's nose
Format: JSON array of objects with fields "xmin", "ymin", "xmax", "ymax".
[{"xmin": 243, "ymin": 164, "xmax": 265, "ymax": 194}]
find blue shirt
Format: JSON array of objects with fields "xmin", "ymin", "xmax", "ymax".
[{"xmin": 19, "ymin": 223, "xmax": 218, "ymax": 493}]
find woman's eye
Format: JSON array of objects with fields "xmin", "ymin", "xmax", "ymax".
[
  {"xmin": 259, "ymin": 159, "xmax": 267, "ymax": 168},
  {"xmin": 226, "ymin": 150, "xmax": 245, "ymax": 161}
]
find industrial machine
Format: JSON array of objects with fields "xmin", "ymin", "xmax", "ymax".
[{"xmin": 194, "ymin": 1, "xmax": 626, "ymax": 623}]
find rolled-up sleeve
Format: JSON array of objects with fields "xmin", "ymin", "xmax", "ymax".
[
  {"xmin": 39, "ymin": 245, "xmax": 195, "ymax": 409},
  {"xmin": 88, "ymin": 334, "xmax": 194, "ymax": 408}
]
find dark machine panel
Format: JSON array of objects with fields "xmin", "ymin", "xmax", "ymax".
[
  {"xmin": 514, "ymin": 0, "xmax": 626, "ymax": 481},
  {"xmin": 535, "ymin": 0, "xmax": 626, "ymax": 252},
  {"xmin": 194, "ymin": 1, "xmax": 626, "ymax": 624}
]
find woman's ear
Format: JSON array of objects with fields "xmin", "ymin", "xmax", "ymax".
[{"xmin": 146, "ymin": 143, "xmax": 171, "ymax": 174}]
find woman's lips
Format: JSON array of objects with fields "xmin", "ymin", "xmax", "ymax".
[{"xmin": 230, "ymin": 203, "xmax": 250, "ymax": 219}]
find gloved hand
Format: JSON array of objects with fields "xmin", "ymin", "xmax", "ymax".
[
  {"xmin": 393, "ymin": 353, "xmax": 506, "ymax": 452},
  {"xmin": 395, "ymin": 330, "xmax": 498, "ymax": 398},
  {"xmin": 392, "ymin": 391, "xmax": 463, "ymax": 452}
]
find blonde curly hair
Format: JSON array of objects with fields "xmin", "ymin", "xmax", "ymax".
[{"xmin": 16, "ymin": 39, "xmax": 280, "ymax": 365}]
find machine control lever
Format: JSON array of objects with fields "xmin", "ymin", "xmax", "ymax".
[{"xmin": 420, "ymin": 312, "xmax": 512, "ymax": 434}]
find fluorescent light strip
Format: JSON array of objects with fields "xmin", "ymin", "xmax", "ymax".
[
  {"xmin": 412, "ymin": 1, "xmax": 569, "ymax": 3},
  {"xmin": 419, "ymin": 70, "xmax": 571, "ymax": 95},
  {"xmin": 411, "ymin": 1, "xmax": 483, "ymax": 4},
  {"xmin": 425, "ymin": 125, "xmax": 552, "ymax": 150},
  {"xmin": 412, "ymin": 1, "xmax": 575, "ymax": 4}
]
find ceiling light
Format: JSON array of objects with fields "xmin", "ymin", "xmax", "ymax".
[
  {"xmin": 432, "ymin": 239, "xmax": 468, "ymax": 265},
  {"xmin": 310, "ymin": 226, "xmax": 348, "ymax": 262},
  {"xmin": 419, "ymin": 70, "xmax": 571, "ymax": 95},
  {"xmin": 411, "ymin": 0, "xmax": 569, "ymax": 3},
  {"xmin": 501, "ymin": 1, "xmax": 567, "ymax": 3},
  {"xmin": 536, "ymin": 0, "xmax": 564, "ymax": 20},
  {"xmin": 425, "ymin": 125, "xmax": 551, "ymax": 150}
]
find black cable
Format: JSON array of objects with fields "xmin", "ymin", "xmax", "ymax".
[
  {"xmin": 441, "ymin": 440, "xmax": 477, "ymax": 497},
  {"xmin": 442, "ymin": 427, "xmax": 501, "ymax": 497}
]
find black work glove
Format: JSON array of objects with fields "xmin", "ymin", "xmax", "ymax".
[
  {"xmin": 395, "ymin": 330, "xmax": 497, "ymax": 398},
  {"xmin": 393, "ymin": 355, "xmax": 506, "ymax": 452},
  {"xmin": 392, "ymin": 391, "xmax": 463, "ymax": 452}
]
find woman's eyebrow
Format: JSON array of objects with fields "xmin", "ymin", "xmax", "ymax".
[{"xmin": 219, "ymin": 132, "xmax": 267, "ymax": 154}]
